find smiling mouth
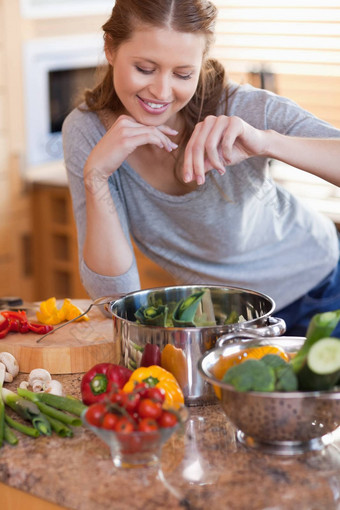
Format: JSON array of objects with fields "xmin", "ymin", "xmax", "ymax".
[{"xmin": 138, "ymin": 96, "xmax": 170, "ymax": 109}]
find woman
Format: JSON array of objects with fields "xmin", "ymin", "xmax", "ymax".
[{"xmin": 62, "ymin": 0, "xmax": 340, "ymax": 336}]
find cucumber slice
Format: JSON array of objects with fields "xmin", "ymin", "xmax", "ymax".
[
  {"xmin": 297, "ymin": 337, "xmax": 340, "ymax": 391},
  {"xmin": 307, "ymin": 337, "xmax": 340, "ymax": 375}
]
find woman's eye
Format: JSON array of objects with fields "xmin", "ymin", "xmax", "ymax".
[
  {"xmin": 175, "ymin": 73, "xmax": 192, "ymax": 80},
  {"xmin": 135, "ymin": 66, "xmax": 154, "ymax": 75}
]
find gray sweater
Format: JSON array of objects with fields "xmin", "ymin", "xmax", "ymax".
[{"xmin": 62, "ymin": 83, "xmax": 340, "ymax": 310}]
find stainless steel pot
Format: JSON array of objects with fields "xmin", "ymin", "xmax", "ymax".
[{"xmin": 109, "ymin": 284, "xmax": 286, "ymax": 406}]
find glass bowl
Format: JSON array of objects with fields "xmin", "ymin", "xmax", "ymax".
[{"xmin": 81, "ymin": 406, "xmax": 188, "ymax": 468}]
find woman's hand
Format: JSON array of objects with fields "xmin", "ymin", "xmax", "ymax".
[
  {"xmin": 182, "ymin": 115, "xmax": 266, "ymax": 184},
  {"xmin": 85, "ymin": 114, "xmax": 178, "ymax": 181}
]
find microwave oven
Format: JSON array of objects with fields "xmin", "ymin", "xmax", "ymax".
[{"xmin": 23, "ymin": 33, "xmax": 105, "ymax": 167}]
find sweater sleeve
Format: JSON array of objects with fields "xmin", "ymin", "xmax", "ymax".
[{"xmin": 62, "ymin": 107, "xmax": 141, "ymax": 300}]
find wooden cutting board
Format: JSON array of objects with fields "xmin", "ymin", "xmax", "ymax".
[{"xmin": 0, "ymin": 300, "xmax": 120, "ymax": 374}]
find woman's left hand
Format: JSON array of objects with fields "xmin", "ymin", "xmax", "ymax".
[{"xmin": 182, "ymin": 115, "xmax": 267, "ymax": 185}]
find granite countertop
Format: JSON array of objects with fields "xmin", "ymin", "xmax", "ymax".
[{"xmin": 1, "ymin": 373, "xmax": 340, "ymax": 510}]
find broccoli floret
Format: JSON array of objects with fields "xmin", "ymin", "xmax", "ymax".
[
  {"xmin": 222, "ymin": 359, "xmax": 276, "ymax": 392},
  {"xmin": 275, "ymin": 365, "xmax": 298, "ymax": 391},
  {"xmin": 261, "ymin": 354, "xmax": 288, "ymax": 369}
]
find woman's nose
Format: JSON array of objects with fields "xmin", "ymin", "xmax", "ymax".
[{"xmin": 149, "ymin": 73, "xmax": 172, "ymax": 101}]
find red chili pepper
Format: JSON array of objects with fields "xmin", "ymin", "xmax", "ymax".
[{"xmin": 80, "ymin": 363, "xmax": 133, "ymax": 405}]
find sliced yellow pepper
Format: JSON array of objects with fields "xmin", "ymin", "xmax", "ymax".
[
  {"xmin": 36, "ymin": 297, "xmax": 89, "ymax": 325},
  {"xmin": 123, "ymin": 365, "xmax": 184, "ymax": 408}
]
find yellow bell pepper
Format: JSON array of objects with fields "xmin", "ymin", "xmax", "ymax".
[
  {"xmin": 123, "ymin": 365, "xmax": 184, "ymax": 408},
  {"xmin": 36, "ymin": 297, "xmax": 89, "ymax": 325},
  {"xmin": 161, "ymin": 344, "xmax": 188, "ymax": 389}
]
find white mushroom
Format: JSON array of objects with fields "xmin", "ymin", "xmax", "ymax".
[
  {"xmin": 28, "ymin": 368, "xmax": 52, "ymax": 392},
  {"xmin": 0, "ymin": 352, "xmax": 19, "ymax": 382},
  {"xmin": 19, "ymin": 380, "xmax": 29, "ymax": 390},
  {"xmin": 45, "ymin": 379, "xmax": 63, "ymax": 396},
  {"xmin": 0, "ymin": 362, "xmax": 6, "ymax": 386}
]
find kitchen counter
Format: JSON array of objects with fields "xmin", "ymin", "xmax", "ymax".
[{"xmin": 1, "ymin": 371, "xmax": 340, "ymax": 510}]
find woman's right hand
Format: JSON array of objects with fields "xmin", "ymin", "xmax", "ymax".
[{"xmin": 84, "ymin": 114, "xmax": 178, "ymax": 182}]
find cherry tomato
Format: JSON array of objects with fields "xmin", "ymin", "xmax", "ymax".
[
  {"xmin": 86, "ymin": 403, "xmax": 107, "ymax": 427},
  {"xmin": 138, "ymin": 418, "xmax": 159, "ymax": 432},
  {"xmin": 114, "ymin": 416, "xmax": 135, "ymax": 434},
  {"xmin": 133, "ymin": 382, "xmax": 149, "ymax": 398},
  {"xmin": 101, "ymin": 412, "xmax": 119, "ymax": 430},
  {"xmin": 110, "ymin": 389, "xmax": 128, "ymax": 408},
  {"xmin": 145, "ymin": 387, "xmax": 165, "ymax": 404},
  {"xmin": 137, "ymin": 398, "xmax": 162, "ymax": 420},
  {"xmin": 158, "ymin": 410, "xmax": 178, "ymax": 428},
  {"xmin": 125, "ymin": 391, "xmax": 141, "ymax": 412}
]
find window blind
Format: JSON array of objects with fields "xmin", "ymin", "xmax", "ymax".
[{"xmin": 212, "ymin": 1, "xmax": 340, "ymax": 77}]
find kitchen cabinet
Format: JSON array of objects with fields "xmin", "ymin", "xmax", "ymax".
[
  {"xmin": 31, "ymin": 183, "xmax": 176, "ymax": 301},
  {"xmin": 32, "ymin": 183, "xmax": 88, "ymax": 300}
]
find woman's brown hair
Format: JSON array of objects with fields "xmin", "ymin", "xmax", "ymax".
[{"xmin": 84, "ymin": 0, "xmax": 228, "ymax": 145}]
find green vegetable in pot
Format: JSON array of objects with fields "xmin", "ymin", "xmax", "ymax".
[
  {"xmin": 290, "ymin": 309, "xmax": 340, "ymax": 373},
  {"xmin": 134, "ymin": 305, "xmax": 169, "ymax": 326},
  {"xmin": 172, "ymin": 290, "xmax": 206, "ymax": 327},
  {"xmin": 222, "ymin": 359, "xmax": 276, "ymax": 392},
  {"xmin": 224, "ymin": 310, "xmax": 240, "ymax": 325},
  {"xmin": 297, "ymin": 337, "xmax": 340, "ymax": 391}
]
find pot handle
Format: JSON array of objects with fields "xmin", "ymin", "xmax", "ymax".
[
  {"xmin": 252, "ymin": 316, "xmax": 286, "ymax": 337},
  {"xmin": 216, "ymin": 316, "xmax": 286, "ymax": 348},
  {"xmin": 217, "ymin": 331, "xmax": 265, "ymax": 348},
  {"xmin": 93, "ymin": 294, "xmax": 126, "ymax": 314}
]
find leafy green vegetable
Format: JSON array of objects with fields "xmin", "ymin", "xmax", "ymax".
[
  {"xmin": 134, "ymin": 305, "xmax": 169, "ymax": 326},
  {"xmin": 172, "ymin": 290, "xmax": 206, "ymax": 327},
  {"xmin": 224, "ymin": 310, "xmax": 240, "ymax": 325}
]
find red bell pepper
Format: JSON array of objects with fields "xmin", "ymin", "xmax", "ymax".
[
  {"xmin": 0, "ymin": 317, "xmax": 10, "ymax": 339},
  {"xmin": 0, "ymin": 310, "xmax": 53, "ymax": 339},
  {"xmin": 140, "ymin": 343, "xmax": 161, "ymax": 367},
  {"xmin": 80, "ymin": 363, "xmax": 132, "ymax": 405}
]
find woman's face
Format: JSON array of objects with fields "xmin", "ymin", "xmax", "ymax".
[{"xmin": 105, "ymin": 26, "xmax": 206, "ymax": 128}]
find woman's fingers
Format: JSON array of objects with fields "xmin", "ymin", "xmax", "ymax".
[
  {"xmin": 184, "ymin": 116, "xmax": 229, "ymax": 184},
  {"xmin": 183, "ymin": 115, "xmax": 266, "ymax": 185},
  {"xmin": 112, "ymin": 116, "xmax": 178, "ymax": 152}
]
